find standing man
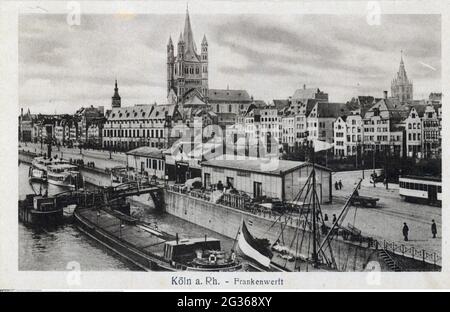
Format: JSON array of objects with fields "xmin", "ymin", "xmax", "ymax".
[
  {"xmin": 402, "ymin": 222, "xmax": 409, "ymax": 241},
  {"xmin": 338, "ymin": 180, "xmax": 343, "ymax": 190},
  {"xmin": 431, "ymin": 220, "xmax": 437, "ymax": 238}
]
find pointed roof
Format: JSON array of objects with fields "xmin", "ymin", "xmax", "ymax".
[
  {"xmin": 394, "ymin": 51, "xmax": 410, "ymax": 83},
  {"xmin": 113, "ymin": 80, "xmax": 120, "ymax": 99},
  {"xmin": 202, "ymin": 34, "xmax": 208, "ymax": 45},
  {"xmin": 183, "ymin": 6, "xmax": 199, "ymax": 61},
  {"xmin": 167, "ymin": 36, "xmax": 173, "ymax": 46}
]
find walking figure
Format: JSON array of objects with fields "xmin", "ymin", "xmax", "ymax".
[
  {"xmin": 324, "ymin": 214, "xmax": 329, "ymax": 222},
  {"xmin": 431, "ymin": 220, "xmax": 437, "ymax": 238},
  {"xmin": 332, "ymin": 214, "xmax": 337, "ymax": 224},
  {"xmin": 217, "ymin": 180, "xmax": 224, "ymax": 191},
  {"xmin": 402, "ymin": 222, "xmax": 409, "ymax": 241},
  {"xmin": 334, "ymin": 181, "xmax": 339, "ymax": 190},
  {"xmin": 338, "ymin": 180, "xmax": 343, "ymax": 190}
]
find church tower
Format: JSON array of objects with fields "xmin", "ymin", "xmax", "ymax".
[
  {"xmin": 167, "ymin": 6, "xmax": 208, "ymax": 103},
  {"xmin": 201, "ymin": 34, "xmax": 209, "ymax": 99},
  {"xmin": 391, "ymin": 51, "xmax": 413, "ymax": 104},
  {"xmin": 112, "ymin": 79, "xmax": 121, "ymax": 108},
  {"xmin": 167, "ymin": 36, "xmax": 174, "ymax": 95}
]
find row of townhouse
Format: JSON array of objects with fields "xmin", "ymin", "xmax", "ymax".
[
  {"xmin": 334, "ymin": 94, "xmax": 442, "ymax": 159},
  {"xmin": 19, "ymin": 106, "xmax": 106, "ymax": 148},
  {"xmin": 235, "ymin": 88, "xmax": 441, "ymax": 160}
]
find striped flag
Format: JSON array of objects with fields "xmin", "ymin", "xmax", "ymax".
[{"xmin": 237, "ymin": 221, "xmax": 273, "ymax": 268}]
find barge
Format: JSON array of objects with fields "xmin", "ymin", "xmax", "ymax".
[{"xmin": 73, "ymin": 206, "xmax": 242, "ymax": 272}]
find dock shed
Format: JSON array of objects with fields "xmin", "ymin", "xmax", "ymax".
[
  {"xmin": 201, "ymin": 157, "xmax": 332, "ymax": 203},
  {"xmin": 126, "ymin": 146, "xmax": 165, "ymax": 179}
]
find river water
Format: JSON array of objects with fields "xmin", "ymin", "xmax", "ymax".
[{"xmin": 18, "ymin": 162, "xmax": 234, "ymax": 271}]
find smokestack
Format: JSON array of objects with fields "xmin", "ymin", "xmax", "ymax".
[
  {"xmin": 21, "ymin": 108, "xmax": 23, "ymax": 116},
  {"xmin": 383, "ymin": 91, "xmax": 388, "ymax": 99}
]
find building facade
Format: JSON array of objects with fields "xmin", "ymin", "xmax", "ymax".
[
  {"xmin": 333, "ymin": 114, "xmax": 363, "ymax": 157},
  {"xmin": 103, "ymin": 104, "xmax": 183, "ymax": 151}
]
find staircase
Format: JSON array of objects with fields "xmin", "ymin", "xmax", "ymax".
[{"xmin": 379, "ymin": 249, "xmax": 402, "ymax": 272}]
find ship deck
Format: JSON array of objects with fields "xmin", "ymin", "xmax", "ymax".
[{"xmin": 78, "ymin": 208, "xmax": 167, "ymax": 258}]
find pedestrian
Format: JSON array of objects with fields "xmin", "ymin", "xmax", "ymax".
[
  {"xmin": 402, "ymin": 222, "xmax": 409, "ymax": 241},
  {"xmin": 431, "ymin": 219, "xmax": 437, "ymax": 238},
  {"xmin": 217, "ymin": 180, "xmax": 224, "ymax": 191},
  {"xmin": 334, "ymin": 181, "xmax": 339, "ymax": 190},
  {"xmin": 332, "ymin": 214, "xmax": 337, "ymax": 223},
  {"xmin": 338, "ymin": 180, "xmax": 343, "ymax": 190},
  {"xmin": 324, "ymin": 214, "xmax": 329, "ymax": 222}
]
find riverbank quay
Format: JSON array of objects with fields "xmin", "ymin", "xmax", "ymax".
[{"xmin": 19, "ymin": 149, "xmax": 441, "ymax": 271}]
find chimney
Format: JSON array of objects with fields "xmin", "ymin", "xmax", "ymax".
[
  {"xmin": 21, "ymin": 108, "xmax": 23, "ymax": 116},
  {"xmin": 383, "ymin": 91, "xmax": 388, "ymax": 99},
  {"xmin": 303, "ymin": 84, "xmax": 306, "ymax": 90}
]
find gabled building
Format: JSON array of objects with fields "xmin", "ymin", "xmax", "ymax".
[
  {"xmin": 333, "ymin": 113, "xmax": 363, "ymax": 157},
  {"xmin": 404, "ymin": 105, "xmax": 425, "ymax": 158},
  {"xmin": 422, "ymin": 104, "xmax": 441, "ymax": 159},
  {"xmin": 292, "ymin": 85, "xmax": 328, "ymax": 105},
  {"xmin": 208, "ymin": 88, "xmax": 253, "ymax": 115},
  {"xmin": 307, "ymin": 102, "xmax": 348, "ymax": 144},
  {"xmin": 362, "ymin": 93, "xmax": 409, "ymax": 157}
]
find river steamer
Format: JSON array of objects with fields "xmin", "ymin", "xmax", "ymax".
[{"xmin": 47, "ymin": 164, "xmax": 82, "ymax": 189}]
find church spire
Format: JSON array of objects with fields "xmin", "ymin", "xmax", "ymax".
[
  {"xmin": 397, "ymin": 50, "xmax": 407, "ymax": 81},
  {"xmin": 112, "ymin": 79, "xmax": 121, "ymax": 108},
  {"xmin": 183, "ymin": 4, "xmax": 197, "ymax": 57}
]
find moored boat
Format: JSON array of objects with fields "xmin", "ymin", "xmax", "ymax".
[
  {"xmin": 29, "ymin": 156, "xmax": 69, "ymax": 182},
  {"xmin": 47, "ymin": 164, "xmax": 82, "ymax": 189}
]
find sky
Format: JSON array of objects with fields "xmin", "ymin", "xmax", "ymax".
[{"xmin": 19, "ymin": 12, "xmax": 441, "ymax": 114}]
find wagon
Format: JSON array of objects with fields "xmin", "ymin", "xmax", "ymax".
[{"xmin": 349, "ymin": 195, "xmax": 379, "ymax": 208}]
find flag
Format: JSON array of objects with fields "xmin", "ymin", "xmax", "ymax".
[
  {"xmin": 237, "ymin": 221, "xmax": 273, "ymax": 268},
  {"xmin": 313, "ymin": 139, "xmax": 334, "ymax": 153}
]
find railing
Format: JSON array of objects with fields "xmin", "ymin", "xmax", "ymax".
[{"xmin": 373, "ymin": 239, "xmax": 441, "ymax": 267}]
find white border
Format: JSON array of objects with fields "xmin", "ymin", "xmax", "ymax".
[{"xmin": 0, "ymin": 0, "xmax": 449, "ymax": 290}]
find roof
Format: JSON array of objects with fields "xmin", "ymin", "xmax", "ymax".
[
  {"xmin": 126, "ymin": 146, "xmax": 164, "ymax": 159},
  {"xmin": 202, "ymin": 157, "xmax": 331, "ymax": 176},
  {"xmin": 106, "ymin": 104, "xmax": 178, "ymax": 121},
  {"xmin": 149, "ymin": 104, "xmax": 177, "ymax": 119},
  {"xmin": 292, "ymin": 87, "xmax": 327, "ymax": 100},
  {"xmin": 315, "ymin": 102, "xmax": 348, "ymax": 118},
  {"xmin": 107, "ymin": 105, "xmax": 154, "ymax": 120},
  {"xmin": 208, "ymin": 89, "xmax": 252, "ymax": 103},
  {"xmin": 182, "ymin": 8, "xmax": 200, "ymax": 62},
  {"xmin": 272, "ymin": 99, "xmax": 290, "ymax": 110},
  {"xmin": 407, "ymin": 104, "xmax": 427, "ymax": 117}
]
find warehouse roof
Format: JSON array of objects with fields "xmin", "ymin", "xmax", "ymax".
[
  {"xmin": 202, "ymin": 157, "xmax": 330, "ymax": 176},
  {"xmin": 126, "ymin": 146, "xmax": 164, "ymax": 159}
]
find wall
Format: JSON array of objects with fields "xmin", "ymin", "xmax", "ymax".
[
  {"xmin": 202, "ymin": 166, "xmax": 282, "ymax": 198},
  {"xmin": 165, "ymin": 189, "xmax": 379, "ymax": 271}
]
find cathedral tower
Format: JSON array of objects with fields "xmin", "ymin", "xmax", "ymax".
[
  {"xmin": 391, "ymin": 51, "xmax": 413, "ymax": 104},
  {"xmin": 166, "ymin": 7, "xmax": 208, "ymax": 102}
]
